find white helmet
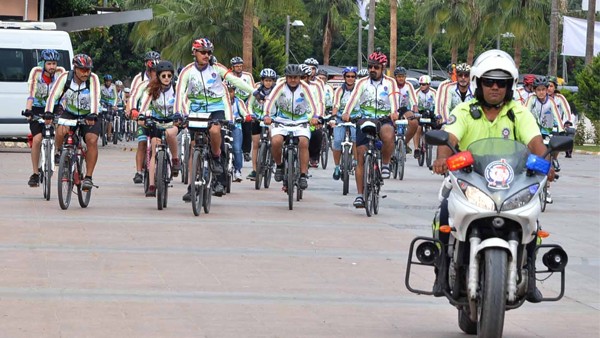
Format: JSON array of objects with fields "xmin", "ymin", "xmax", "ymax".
[
  {"xmin": 470, "ymin": 49, "xmax": 519, "ymax": 91},
  {"xmin": 124, "ymin": 87, "xmax": 131, "ymax": 93},
  {"xmin": 418, "ymin": 75, "xmax": 431, "ymax": 84}
]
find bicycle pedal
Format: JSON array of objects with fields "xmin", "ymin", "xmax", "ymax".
[{"xmin": 381, "ymin": 195, "xmax": 387, "ymax": 198}]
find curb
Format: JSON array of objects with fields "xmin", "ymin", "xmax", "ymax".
[{"xmin": 573, "ymin": 149, "xmax": 600, "ymax": 156}]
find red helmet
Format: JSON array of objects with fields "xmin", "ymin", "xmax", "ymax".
[
  {"xmin": 72, "ymin": 54, "xmax": 93, "ymax": 69},
  {"xmin": 523, "ymin": 74, "xmax": 535, "ymax": 85},
  {"xmin": 192, "ymin": 38, "xmax": 214, "ymax": 52},
  {"xmin": 368, "ymin": 51, "xmax": 387, "ymax": 66}
]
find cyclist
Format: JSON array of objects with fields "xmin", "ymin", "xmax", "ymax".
[
  {"xmin": 176, "ymin": 38, "xmax": 255, "ymax": 200},
  {"xmin": 300, "ymin": 63, "xmax": 326, "ymax": 168},
  {"xmin": 432, "ymin": 49, "xmax": 552, "ymax": 302},
  {"xmin": 342, "ymin": 51, "xmax": 400, "ymax": 208},
  {"xmin": 137, "ymin": 61, "xmax": 180, "ymax": 197},
  {"xmin": 246, "ymin": 68, "xmax": 277, "ymax": 180},
  {"xmin": 129, "ymin": 50, "xmax": 161, "ymax": 184},
  {"xmin": 331, "ymin": 66, "xmax": 360, "ymax": 181},
  {"xmin": 263, "ymin": 64, "xmax": 320, "ymax": 191},
  {"xmin": 229, "ymin": 56, "xmax": 255, "ymax": 162},
  {"xmin": 226, "ymin": 83, "xmax": 251, "ymax": 182},
  {"xmin": 357, "ymin": 69, "xmax": 369, "ymax": 79},
  {"xmin": 515, "ymin": 74, "xmax": 535, "ymax": 105},
  {"xmin": 100, "ymin": 74, "xmax": 118, "ymax": 141},
  {"xmin": 45, "ymin": 54, "xmax": 101, "ymax": 192},
  {"xmin": 437, "ymin": 63, "xmax": 474, "ymax": 124},
  {"xmin": 433, "ymin": 63, "xmax": 455, "ymax": 122},
  {"xmin": 393, "ymin": 66, "xmax": 419, "ymax": 157},
  {"xmin": 547, "ymin": 76, "xmax": 574, "ymax": 158},
  {"xmin": 24, "ymin": 49, "xmax": 66, "ymax": 187},
  {"xmin": 115, "ymin": 80, "xmax": 125, "ymax": 110}
]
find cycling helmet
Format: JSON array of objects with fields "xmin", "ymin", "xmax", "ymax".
[
  {"xmin": 547, "ymin": 75, "xmax": 558, "ymax": 86},
  {"xmin": 40, "ymin": 49, "xmax": 60, "ymax": 61},
  {"xmin": 357, "ymin": 69, "xmax": 369, "ymax": 78},
  {"xmin": 230, "ymin": 56, "xmax": 244, "ymax": 66},
  {"xmin": 103, "ymin": 74, "xmax": 113, "ymax": 81},
  {"xmin": 523, "ymin": 74, "xmax": 536, "ymax": 85},
  {"xmin": 393, "ymin": 66, "xmax": 407, "ymax": 76},
  {"xmin": 115, "ymin": 80, "xmax": 123, "ymax": 86},
  {"xmin": 299, "ymin": 64, "xmax": 312, "ymax": 76},
  {"xmin": 368, "ymin": 51, "xmax": 388, "ymax": 65},
  {"xmin": 284, "ymin": 64, "xmax": 305, "ymax": 76},
  {"xmin": 418, "ymin": 75, "xmax": 431, "ymax": 84},
  {"xmin": 72, "ymin": 54, "xmax": 93, "ymax": 69},
  {"xmin": 156, "ymin": 60, "xmax": 175, "ymax": 74},
  {"xmin": 147, "ymin": 59, "xmax": 160, "ymax": 70},
  {"xmin": 533, "ymin": 76, "xmax": 549, "ymax": 88},
  {"xmin": 456, "ymin": 63, "xmax": 471, "ymax": 73},
  {"xmin": 124, "ymin": 87, "xmax": 131, "ymax": 93},
  {"xmin": 317, "ymin": 69, "xmax": 328, "ymax": 77},
  {"xmin": 259, "ymin": 68, "xmax": 277, "ymax": 79},
  {"xmin": 191, "ymin": 38, "xmax": 214, "ymax": 52},
  {"xmin": 471, "ymin": 49, "xmax": 519, "ymax": 103},
  {"xmin": 144, "ymin": 51, "xmax": 161, "ymax": 61},
  {"xmin": 304, "ymin": 58, "xmax": 319, "ymax": 66},
  {"xmin": 342, "ymin": 66, "xmax": 358, "ymax": 76}
]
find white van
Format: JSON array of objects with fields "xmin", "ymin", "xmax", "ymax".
[{"xmin": 0, "ymin": 21, "xmax": 73, "ymax": 139}]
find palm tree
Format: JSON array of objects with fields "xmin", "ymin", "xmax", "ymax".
[{"xmin": 306, "ymin": 0, "xmax": 355, "ymax": 65}]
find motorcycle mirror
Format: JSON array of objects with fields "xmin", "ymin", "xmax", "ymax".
[
  {"xmin": 416, "ymin": 241, "xmax": 439, "ymax": 265},
  {"xmin": 425, "ymin": 130, "xmax": 458, "ymax": 154},
  {"xmin": 542, "ymin": 248, "xmax": 568, "ymax": 272},
  {"xmin": 548, "ymin": 135, "xmax": 573, "ymax": 153}
]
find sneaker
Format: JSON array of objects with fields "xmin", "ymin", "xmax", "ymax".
[
  {"xmin": 299, "ymin": 175, "xmax": 308, "ymax": 189},
  {"xmin": 234, "ymin": 171, "xmax": 243, "ymax": 182},
  {"xmin": 182, "ymin": 185, "xmax": 191, "ymax": 202},
  {"xmin": 246, "ymin": 170, "xmax": 257, "ymax": 181},
  {"xmin": 28, "ymin": 173, "xmax": 40, "ymax": 187},
  {"xmin": 332, "ymin": 166, "xmax": 341, "ymax": 180},
  {"xmin": 309, "ymin": 160, "xmax": 319, "ymax": 168},
  {"xmin": 565, "ymin": 152, "xmax": 572, "ymax": 158},
  {"xmin": 552, "ymin": 159, "xmax": 561, "ymax": 172},
  {"xmin": 243, "ymin": 152, "xmax": 251, "ymax": 162},
  {"xmin": 414, "ymin": 148, "xmax": 421, "ymax": 159},
  {"xmin": 146, "ymin": 185, "xmax": 156, "ymax": 197},
  {"xmin": 353, "ymin": 196, "xmax": 365, "ymax": 208},
  {"xmin": 172, "ymin": 158, "xmax": 181, "ymax": 171},
  {"xmin": 274, "ymin": 165, "xmax": 284, "ymax": 182},
  {"xmin": 82, "ymin": 177, "xmax": 94, "ymax": 192},
  {"xmin": 133, "ymin": 172, "xmax": 143, "ymax": 184},
  {"xmin": 381, "ymin": 165, "xmax": 391, "ymax": 179},
  {"xmin": 213, "ymin": 182, "xmax": 224, "ymax": 197},
  {"xmin": 210, "ymin": 156, "xmax": 224, "ymax": 174},
  {"xmin": 545, "ymin": 192, "xmax": 553, "ymax": 204}
]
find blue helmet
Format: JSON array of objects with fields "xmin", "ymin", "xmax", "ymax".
[
  {"xmin": 259, "ymin": 68, "xmax": 277, "ymax": 79},
  {"xmin": 103, "ymin": 74, "xmax": 113, "ymax": 81},
  {"xmin": 342, "ymin": 66, "xmax": 358, "ymax": 76},
  {"xmin": 41, "ymin": 49, "xmax": 60, "ymax": 62}
]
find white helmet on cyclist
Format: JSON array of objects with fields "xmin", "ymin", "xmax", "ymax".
[
  {"xmin": 471, "ymin": 49, "xmax": 519, "ymax": 103},
  {"xmin": 418, "ymin": 75, "xmax": 431, "ymax": 85}
]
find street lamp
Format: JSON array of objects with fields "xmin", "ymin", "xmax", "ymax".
[{"xmin": 285, "ymin": 15, "xmax": 305, "ymax": 65}]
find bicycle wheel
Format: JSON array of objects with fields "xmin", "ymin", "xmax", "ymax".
[
  {"xmin": 341, "ymin": 146, "xmax": 351, "ymax": 196},
  {"xmin": 363, "ymin": 154, "xmax": 373, "ymax": 217},
  {"xmin": 203, "ymin": 154, "xmax": 212, "ymax": 214},
  {"xmin": 181, "ymin": 135, "xmax": 190, "ymax": 184},
  {"xmin": 255, "ymin": 142, "xmax": 267, "ymax": 190},
  {"xmin": 163, "ymin": 153, "xmax": 170, "ymax": 208},
  {"xmin": 398, "ymin": 138, "xmax": 406, "ymax": 180},
  {"xmin": 112, "ymin": 118, "xmax": 119, "ymax": 145},
  {"xmin": 286, "ymin": 150, "xmax": 294, "ymax": 210},
  {"xmin": 391, "ymin": 145, "xmax": 399, "ymax": 180},
  {"xmin": 264, "ymin": 146, "xmax": 273, "ymax": 189},
  {"xmin": 540, "ymin": 183, "xmax": 548, "ymax": 212},
  {"xmin": 57, "ymin": 150, "xmax": 73, "ymax": 210},
  {"xmin": 190, "ymin": 150, "xmax": 204, "ymax": 216},
  {"xmin": 101, "ymin": 119, "xmax": 107, "ymax": 146},
  {"xmin": 426, "ymin": 143, "xmax": 433, "ymax": 168},
  {"xmin": 77, "ymin": 153, "xmax": 91, "ymax": 208},
  {"xmin": 320, "ymin": 134, "xmax": 329, "ymax": 169},
  {"xmin": 418, "ymin": 135, "xmax": 426, "ymax": 167},
  {"xmin": 373, "ymin": 163, "xmax": 380, "ymax": 215},
  {"xmin": 43, "ymin": 141, "xmax": 52, "ymax": 200},
  {"xmin": 156, "ymin": 150, "xmax": 165, "ymax": 210}
]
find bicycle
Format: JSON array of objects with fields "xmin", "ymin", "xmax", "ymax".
[
  {"xmin": 319, "ymin": 115, "xmax": 332, "ymax": 169},
  {"xmin": 187, "ymin": 114, "xmax": 223, "ymax": 216},
  {"xmin": 414, "ymin": 110, "xmax": 435, "ymax": 168},
  {"xmin": 255, "ymin": 120, "xmax": 273, "ymax": 190},
  {"xmin": 540, "ymin": 128, "xmax": 560, "ymax": 212},
  {"xmin": 392, "ymin": 119, "xmax": 408, "ymax": 180},
  {"xmin": 56, "ymin": 117, "xmax": 96, "ymax": 210},
  {"xmin": 22, "ymin": 110, "xmax": 55, "ymax": 200},
  {"xmin": 338, "ymin": 119, "xmax": 357, "ymax": 196},
  {"xmin": 124, "ymin": 114, "xmax": 136, "ymax": 142},
  {"xmin": 222, "ymin": 121, "xmax": 234, "ymax": 194},
  {"xmin": 112, "ymin": 108, "xmax": 124, "ymax": 145},
  {"xmin": 100, "ymin": 103, "xmax": 111, "ymax": 147},
  {"xmin": 144, "ymin": 116, "xmax": 175, "ymax": 210},
  {"xmin": 277, "ymin": 121, "xmax": 307, "ymax": 210},
  {"xmin": 359, "ymin": 119, "xmax": 384, "ymax": 217},
  {"xmin": 177, "ymin": 121, "xmax": 191, "ymax": 184}
]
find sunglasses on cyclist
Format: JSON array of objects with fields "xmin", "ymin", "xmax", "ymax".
[
  {"xmin": 368, "ymin": 64, "xmax": 381, "ymax": 70},
  {"xmin": 196, "ymin": 50, "xmax": 212, "ymax": 55},
  {"xmin": 420, "ymin": 83, "xmax": 429, "ymax": 86},
  {"xmin": 481, "ymin": 78, "xmax": 508, "ymax": 88},
  {"xmin": 345, "ymin": 75, "xmax": 356, "ymax": 78},
  {"xmin": 160, "ymin": 73, "xmax": 173, "ymax": 79},
  {"xmin": 457, "ymin": 72, "xmax": 470, "ymax": 78}
]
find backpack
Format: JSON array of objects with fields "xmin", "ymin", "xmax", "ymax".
[{"xmin": 58, "ymin": 70, "xmax": 91, "ymax": 102}]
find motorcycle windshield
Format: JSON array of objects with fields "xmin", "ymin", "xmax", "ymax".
[{"xmin": 467, "ymin": 138, "xmax": 529, "ymax": 179}]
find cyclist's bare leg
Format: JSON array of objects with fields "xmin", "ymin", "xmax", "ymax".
[
  {"xmin": 136, "ymin": 141, "xmax": 146, "ymax": 172},
  {"xmin": 31, "ymin": 133, "xmax": 42, "ymax": 173},
  {"xmin": 209, "ymin": 123, "xmax": 221, "ymax": 156},
  {"xmin": 84, "ymin": 133, "xmax": 99, "ymax": 176},
  {"xmin": 414, "ymin": 127, "xmax": 422, "ymax": 149},
  {"xmin": 332, "ymin": 149, "xmax": 341, "ymax": 165},
  {"xmin": 404, "ymin": 119, "xmax": 419, "ymax": 148},
  {"xmin": 355, "ymin": 145, "xmax": 367, "ymax": 194},
  {"xmin": 166, "ymin": 127, "xmax": 178, "ymax": 160},
  {"xmin": 299, "ymin": 136, "xmax": 309, "ymax": 174},
  {"xmin": 251, "ymin": 134, "xmax": 260, "ymax": 171},
  {"xmin": 380, "ymin": 124, "xmax": 395, "ymax": 164},
  {"xmin": 271, "ymin": 135, "xmax": 284, "ymax": 165},
  {"xmin": 55, "ymin": 125, "xmax": 69, "ymax": 153},
  {"xmin": 148, "ymin": 137, "xmax": 159, "ymax": 186}
]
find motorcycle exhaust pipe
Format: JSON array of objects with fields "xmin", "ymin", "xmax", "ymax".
[{"xmin": 542, "ymin": 248, "xmax": 568, "ymax": 272}]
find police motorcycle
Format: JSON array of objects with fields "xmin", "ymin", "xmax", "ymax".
[{"xmin": 405, "ymin": 130, "xmax": 572, "ymax": 337}]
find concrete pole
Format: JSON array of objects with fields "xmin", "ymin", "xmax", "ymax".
[
  {"xmin": 39, "ymin": 0, "xmax": 45, "ymax": 21},
  {"xmin": 24, "ymin": 0, "xmax": 29, "ymax": 21},
  {"xmin": 358, "ymin": 19, "xmax": 363, "ymax": 69},
  {"xmin": 285, "ymin": 15, "xmax": 290, "ymax": 65},
  {"xmin": 585, "ymin": 0, "xmax": 596, "ymax": 65},
  {"xmin": 548, "ymin": 0, "xmax": 559, "ymax": 76},
  {"xmin": 367, "ymin": 0, "xmax": 375, "ymax": 56}
]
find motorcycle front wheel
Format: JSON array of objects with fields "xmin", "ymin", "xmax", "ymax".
[{"xmin": 477, "ymin": 248, "xmax": 507, "ymax": 337}]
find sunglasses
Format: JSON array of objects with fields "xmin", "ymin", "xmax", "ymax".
[
  {"xmin": 368, "ymin": 64, "xmax": 381, "ymax": 70},
  {"xmin": 420, "ymin": 83, "xmax": 428, "ymax": 86},
  {"xmin": 481, "ymin": 78, "xmax": 508, "ymax": 88},
  {"xmin": 160, "ymin": 73, "xmax": 173, "ymax": 79},
  {"xmin": 345, "ymin": 75, "xmax": 356, "ymax": 78},
  {"xmin": 457, "ymin": 72, "xmax": 470, "ymax": 78},
  {"xmin": 197, "ymin": 50, "xmax": 212, "ymax": 55}
]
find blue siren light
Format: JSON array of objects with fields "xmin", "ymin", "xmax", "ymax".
[{"xmin": 526, "ymin": 154, "xmax": 551, "ymax": 175}]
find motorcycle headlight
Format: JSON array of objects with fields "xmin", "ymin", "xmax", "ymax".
[
  {"xmin": 458, "ymin": 180, "xmax": 496, "ymax": 211},
  {"xmin": 501, "ymin": 184, "xmax": 539, "ymax": 211}
]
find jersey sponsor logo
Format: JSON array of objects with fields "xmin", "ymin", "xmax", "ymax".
[
  {"xmin": 485, "ymin": 159, "xmax": 514, "ymax": 190},
  {"xmin": 212, "ymin": 73, "xmax": 217, "ymax": 78}
]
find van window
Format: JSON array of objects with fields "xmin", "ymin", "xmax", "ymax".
[{"xmin": 0, "ymin": 48, "xmax": 71, "ymax": 82}]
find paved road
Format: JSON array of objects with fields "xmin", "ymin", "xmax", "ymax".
[{"xmin": 1, "ymin": 142, "xmax": 599, "ymax": 337}]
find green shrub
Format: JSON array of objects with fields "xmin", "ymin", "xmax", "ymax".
[
  {"xmin": 575, "ymin": 55, "xmax": 600, "ymax": 120},
  {"xmin": 574, "ymin": 119, "xmax": 586, "ymax": 146}
]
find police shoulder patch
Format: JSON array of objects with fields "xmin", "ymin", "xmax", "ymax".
[{"xmin": 446, "ymin": 114, "xmax": 457, "ymax": 125}]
